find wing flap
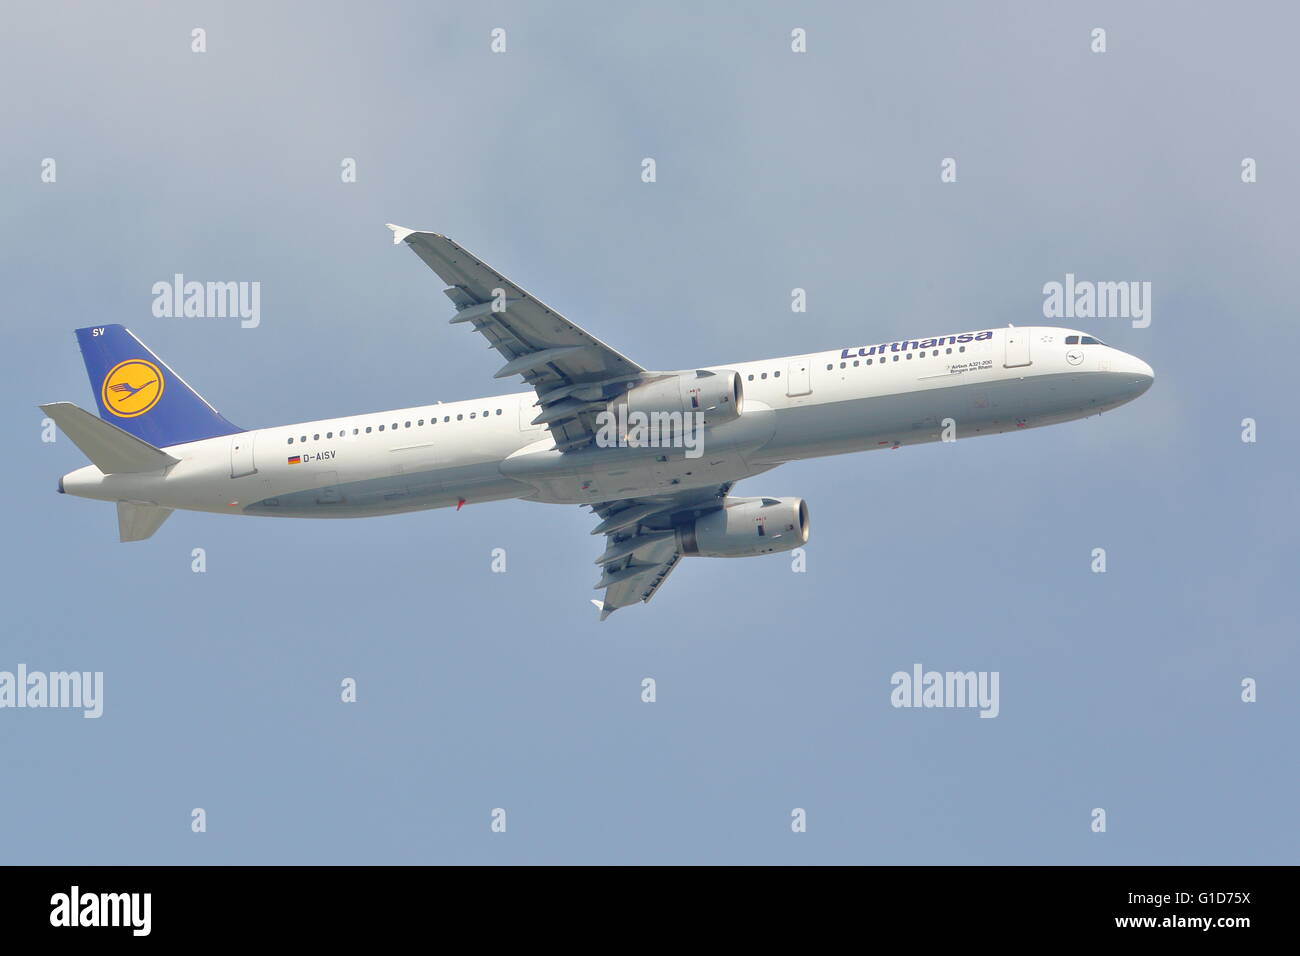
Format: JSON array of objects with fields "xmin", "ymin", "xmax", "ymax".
[
  {"xmin": 596, "ymin": 539, "xmax": 682, "ymax": 620},
  {"xmin": 589, "ymin": 482, "xmax": 734, "ymax": 619}
]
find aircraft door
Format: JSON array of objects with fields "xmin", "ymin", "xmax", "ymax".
[
  {"xmin": 230, "ymin": 433, "xmax": 257, "ymax": 478},
  {"xmin": 786, "ymin": 359, "xmax": 812, "ymax": 397},
  {"xmin": 1004, "ymin": 328, "xmax": 1032, "ymax": 368}
]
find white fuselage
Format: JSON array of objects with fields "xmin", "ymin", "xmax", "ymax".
[{"xmin": 60, "ymin": 326, "xmax": 1154, "ymax": 518}]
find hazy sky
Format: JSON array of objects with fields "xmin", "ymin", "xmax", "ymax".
[{"xmin": 3, "ymin": 1, "xmax": 1296, "ymax": 864}]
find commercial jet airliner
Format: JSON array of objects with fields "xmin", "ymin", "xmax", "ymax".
[{"xmin": 46, "ymin": 226, "xmax": 1154, "ymax": 618}]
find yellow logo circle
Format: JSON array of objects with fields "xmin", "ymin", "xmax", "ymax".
[{"xmin": 101, "ymin": 359, "xmax": 164, "ymax": 418}]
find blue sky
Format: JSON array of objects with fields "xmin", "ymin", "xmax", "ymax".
[{"xmin": 2, "ymin": 1, "xmax": 1296, "ymax": 864}]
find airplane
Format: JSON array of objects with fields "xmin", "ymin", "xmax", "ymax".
[{"xmin": 45, "ymin": 225, "xmax": 1154, "ymax": 618}]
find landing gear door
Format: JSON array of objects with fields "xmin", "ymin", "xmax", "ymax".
[
  {"xmin": 230, "ymin": 434, "xmax": 257, "ymax": 478},
  {"xmin": 1004, "ymin": 329, "xmax": 1032, "ymax": 368}
]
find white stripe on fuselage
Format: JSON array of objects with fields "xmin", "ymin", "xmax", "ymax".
[{"xmin": 59, "ymin": 327, "xmax": 1153, "ymax": 516}]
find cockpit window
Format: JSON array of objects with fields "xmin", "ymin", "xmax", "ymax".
[
  {"xmin": 1080, "ymin": 336, "xmax": 1103, "ymax": 345},
  {"xmin": 1065, "ymin": 335, "xmax": 1079, "ymax": 345}
]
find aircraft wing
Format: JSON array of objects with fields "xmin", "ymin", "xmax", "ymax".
[
  {"xmin": 589, "ymin": 482, "xmax": 733, "ymax": 620},
  {"xmin": 388, "ymin": 226, "xmax": 644, "ymax": 451}
]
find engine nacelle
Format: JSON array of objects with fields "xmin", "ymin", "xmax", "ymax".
[
  {"xmin": 677, "ymin": 496, "xmax": 809, "ymax": 558},
  {"xmin": 611, "ymin": 369, "xmax": 743, "ymax": 427}
]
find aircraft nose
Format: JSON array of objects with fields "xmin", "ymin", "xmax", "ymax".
[{"xmin": 1122, "ymin": 353, "xmax": 1154, "ymax": 395}]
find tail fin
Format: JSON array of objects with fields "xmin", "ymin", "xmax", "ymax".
[{"xmin": 75, "ymin": 324, "xmax": 242, "ymax": 448}]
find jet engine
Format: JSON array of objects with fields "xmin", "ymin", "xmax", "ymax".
[
  {"xmin": 676, "ymin": 496, "xmax": 809, "ymax": 557},
  {"xmin": 611, "ymin": 369, "xmax": 743, "ymax": 427}
]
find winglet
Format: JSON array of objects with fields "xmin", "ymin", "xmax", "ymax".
[
  {"xmin": 386, "ymin": 223, "xmax": 417, "ymax": 245},
  {"xmin": 590, "ymin": 598, "xmax": 616, "ymax": 622}
]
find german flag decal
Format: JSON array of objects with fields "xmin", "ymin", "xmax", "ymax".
[{"xmin": 287, "ymin": 455, "xmax": 302, "ymax": 465}]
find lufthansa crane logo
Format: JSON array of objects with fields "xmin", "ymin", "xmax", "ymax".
[{"xmin": 101, "ymin": 359, "xmax": 164, "ymax": 417}]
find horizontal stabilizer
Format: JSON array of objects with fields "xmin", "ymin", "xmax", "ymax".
[
  {"xmin": 40, "ymin": 402, "xmax": 179, "ymax": 474},
  {"xmin": 117, "ymin": 501, "xmax": 173, "ymax": 542}
]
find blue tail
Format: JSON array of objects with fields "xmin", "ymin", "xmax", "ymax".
[{"xmin": 75, "ymin": 324, "xmax": 243, "ymax": 448}]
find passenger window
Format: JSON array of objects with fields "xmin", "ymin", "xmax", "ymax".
[
  {"xmin": 353, "ymin": 428, "xmax": 358, "ymax": 435},
  {"xmin": 959, "ymin": 346, "xmax": 965, "ymax": 353},
  {"xmin": 444, "ymin": 416, "xmax": 450, "ymax": 422},
  {"xmin": 457, "ymin": 414, "xmax": 463, "ymax": 421},
  {"xmin": 839, "ymin": 362, "xmax": 846, "ymax": 369},
  {"xmin": 496, "ymin": 409, "xmax": 502, "ymax": 415},
  {"xmin": 761, "ymin": 373, "xmax": 767, "ymax": 379},
  {"xmin": 826, "ymin": 364, "xmax": 832, "ymax": 371},
  {"xmin": 313, "ymin": 433, "xmax": 320, "ymax": 440},
  {"xmin": 1065, "ymin": 335, "xmax": 1079, "ymax": 345},
  {"xmin": 287, "ymin": 437, "xmax": 293, "ymax": 444},
  {"xmin": 866, "ymin": 358, "xmax": 872, "ymax": 365},
  {"xmin": 853, "ymin": 360, "xmax": 859, "ymax": 367},
  {"xmin": 365, "ymin": 427, "xmax": 372, "ymax": 434},
  {"xmin": 300, "ymin": 436, "xmax": 306, "ymax": 442},
  {"xmin": 905, "ymin": 354, "xmax": 912, "ymax": 360},
  {"xmin": 748, "ymin": 374, "xmax": 754, "ymax": 380},
  {"xmin": 326, "ymin": 432, "xmax": 333, "ymax": 439},
  {"xmin": 774, "ymin": 371, "xmax": 780, "ymax": 378},
  {"xmin": 378, "ymin": 425, "xmax": 384, "ymax": 431},
  {"xmin": 945, "ymin": 347, "xmax": 952, "ymax": 354},
  {"xmin": 893, "ymin": 355, "xmax": 899, "ymax": 362}
]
